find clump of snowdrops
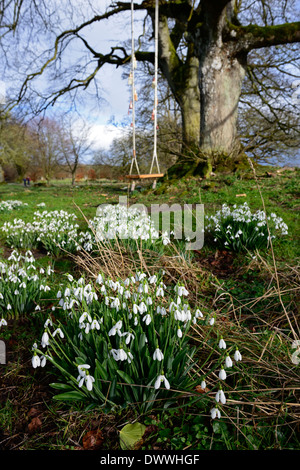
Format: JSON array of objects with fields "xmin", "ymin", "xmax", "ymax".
[
  {"xmin": 1, "ymin": 210, "xmax": 86, "ymax": 255},
  {"xmin": 31, "ymin": 270, "xmax": 242, "ymax": 416},
  {"xmin": 1, "ymin": 205, "xmax": 171, "ymax": 256},
  {"xmin": 0, "ymin": 250, "xmax": 53, "ymax": 320},
  {"xmin": 0, "ymin": 200, "xmax": 28, "ymax": 212},
  {"xmin": 205, "ymin": 202, "xmax": 288, "ymax": 252}
]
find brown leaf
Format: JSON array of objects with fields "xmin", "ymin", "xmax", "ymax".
[
  {"xmin": 195, "ymin": 385, "xmax": 209, "ymax": 394},
  {"xmin": 28, "ymin": 407, "xmax": 39, "ymax": 418},
  {"xmin": 28, "ymin": 416, "xmax": 42, "ymax": 433},
  {"xmin": 82, "ymin": 430, "xmax": 104, "ymax": 450},
  {"xmin": 235, "ymin": 193, "xmax": 247, "ymax": 197}
]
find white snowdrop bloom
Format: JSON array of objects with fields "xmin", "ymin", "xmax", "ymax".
[
  {"xmin": 41, "ymin": 331, "xmax": 50, "ymax": 348},
  {"xmin": 77, "ymin": 364, "xmax": 91, "ymax": 378},
  {"xmin": 64, "ymin": 287, "xmax": 71, "ymax": 297},
  {"xmin": 32, "ymin": 354, "xmax": 41, "ymax": 368},
  {"xmin": 52, "ymin": 328, "xmax": 64, "ymax": 338},
  {"xmin": 123, "ymin": 332, "xmax": 134, "ymax": 345},
  {"xmin": 219, "ymin": 367, "xmax": 227, "ymax": 380},
  {"xmin": 91, "ymin": 319, "xmax": 101, "ymax": 330},
  {"xmin": 118, "ymin": 349, "xmax": 128, "ymax": 361},
  {"xmin": 57, "ymin": 291, "xmax": 62, "ymax": 299},
  {"xmin": 134, "ymin": 317, "xmax": 138, "ymax": 326},
  {"xmin": 146, "ymin": 296, "xmax": 153, "ymax": 306},
  {"xmin": 215, "ymin": 389, "xmax": 226, "ymax": 404},
  {"xmin": 177, "ymin": 328, "xmax": 183, "ymax": 338},
  {"xmin": 35, "ymin": 305, "xmax": 41, "ymax": 311},
  {"xmin": 133, "ymin": 304, "xmax": 139, "ymax": 315},
  {"xmin": 154, "ymin": 374, "xmax": 170, "ymax": 390},
  {"xmin": 219, "ymin": 338, "xmax": 226, "ymax": 349},
  {"xmin": 44, "ymin": 318, "xmax": 52, "ymax": 327},
  {"xmin": 7, "ymin": 304, "xmax": 12, "ymax": 310},
  {"xmin": 39, "ymin": 268, "xmax": 45, "ymax": 274},
  {"xmin": 195, "ymin": 309, "xmax": 203, "ymax": 318},
  {"xmin": 44, "ymin": 285, "xmax": 50, "ymax": 292},
  {"xmin": 209, "ymin": 317, "xmax": 215, "ymax": 326},
  {"xmin": 153, "ymin": 348, "xmax": 164, "ymax": 361},
  {"xmin": 210, "ymin": 407, "xmax": 221, "ymax": 419},
  {"xmin": 0, "ymin": 318, "xmax": 8, "ymax": 327},
  {"xmin": 225, "ymin": 355, "xmax": 233, "ymax": 368},
  {"xmin": 201, "ymin": 380, "xmax": 206, "ymax": 390},
  {"xmin": 234, "ymin": 349, "xmax": 242, "ymax": 362},
  {"xmin": 149, "ymin": 274, "xmax": 157, "ymax": 284},
  {"xmin": 79, "ymin": 312, "xmax": 92, "ymax": 324},
  {"xmin": 127, "ymin": 352, "xmax": 134, "ymax": 364},
  {"xmin": 156, "ymin": 286, "xmax": 164, "ymax": 297},
  {"xmin": 142, "ymin": 314, "xmax": 151, "ymax": 325},
  {"xmin": 96, "ymin": 274, "xmax": 103, "ymax": 285},
  {"xmin": 176, "ymin": 296, "xmax": 181, "ymax": 305},
  {"xmin": 138, "ymin": 301, "xmax": 147, "ymax": 314},
  {"xmin": 169, "ymin": 301, "xmax": 176, "ymax": 313},
  {"xmin": 40, "ymin": 355, "xmax": 47, "ymax": 367},
  {"xmin": 85, "ymin": 323, "xmax": 91, "ymax": 334},
  {"xmin": 14, "ymin": 289, "xmax": 20, "ymax": 295},
  {"xmin": 160, "ymin": 307, "xmax": 167, "ymax": 316},
  {"xmin": 108, "ymin": 320, "xmax": 123, "ymax": 336}
]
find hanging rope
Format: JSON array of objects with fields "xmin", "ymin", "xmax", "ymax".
[
  {"xmin": 150, "ymin": 0, "xmax": 160, "ymax": 175},
  {"xmin": 129, "ymin": 0, "xmax": 140, "ymax": 176}
]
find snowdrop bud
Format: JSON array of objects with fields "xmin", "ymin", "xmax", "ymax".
[
  {"xmin": 225, "ymin": 354, "xmax": 233, "ymax": 368},
  {"xmin": 209, "ymin": 317, "xmax": 215, "ymax": 326},
  {"xmin": 234, "ymin": 349, "xmax": 242, "ymax": 362},
  {"xmin": 201, "ymin": 380, "xmax": 206, "ymax": 390},
  {"xmin": 219, "ymin": 367, "xmax": 227, "ymax": 380},
  {"xmin": 41, "ymin": 331, "xmax": 49, "ymax": 348},
  {"xmin": 219, "ymin": 337, "xmax": 226, "ymax": 349},
  {"xmin": 177, "ymin": 328, "xmax": 183, "ymax": 338},
  {"xmin": 32, "ymin": 353, "xmax": 40, "ymax": 368}
]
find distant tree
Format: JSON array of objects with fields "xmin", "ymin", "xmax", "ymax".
[{"xmin": 58, "ymin": 116, "xmax": 93, "ymax": 185}]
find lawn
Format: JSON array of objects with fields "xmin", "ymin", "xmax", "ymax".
[{"xmin": 0, "ymin": 167, "xmax": 299, "ymax": 451}]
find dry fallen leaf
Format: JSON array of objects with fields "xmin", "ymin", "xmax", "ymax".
[
  {"xmin": 195, "ymin": 385, "xmax": 209, "ymax": 394},
  {"xmin": 82, "ymin": 429, "xmax": 104, "ymax": 450},
  {"xmin": 235, "ymin": 194, "xmax": 247, "ymax": 197},
  {"xmin": 28, "ymin": 416, "xmax": 42, "ymax": 433}
]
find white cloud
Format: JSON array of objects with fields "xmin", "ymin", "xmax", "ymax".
[{"xmin": 88, "ymin": 124, "xmax": 127, "ymax": 150}]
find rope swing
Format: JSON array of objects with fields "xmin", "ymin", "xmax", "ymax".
[{"xmin": 126, "ymin": 0, "xmax": 164, "ymax": 190}]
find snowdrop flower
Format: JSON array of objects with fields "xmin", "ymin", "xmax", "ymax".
[
  {"xmin": 7, "ymin": 304, "xmax": 12, "ymax": 310},
  {"xmin": 153, "ymin": 348, "xmax": 164, "ymax": 361},
  {"xmin": 201, "ymin": 380, "xmax": 206, "ymax": 390},
  {"xmin": 108, "ymin": 320, "xmax": 122, "ymax": 336},
  {"xmin": 142, "ymin": 314, "xmax": 151, "ymax": 325},
  {"xmin": 219, "ymin": 367, "xmax": 227, "ymax": 380},
  {"xmin": 149, "ymin": 274, "xmax": 157, "ymax": 284},
  {"xmin": 44, "ymin": 318, "xmax": 52, "ymax": 328},
  {"xmin": 0, "ymin": 318, "xmax": 8, "ymax": 327},
  {"xmin": 156, "ymin": 286, "xmax": 164, "ymax": 297},
  {"xmin": 77, "ymin": 372, "xmax": 95, "ymax": 391},
  {"xmin": 210, "ymin": 407, "xmax": 221, "ymax": 419},
  {"xmin": 77, "ymin": 364, "xmax": 91, "ymax": 377},
  {"xmin": 234, "ymin": 348, "xmax": 242, "ymax": 362},
  {"xmin": 133, "ymin": 304, "xmax": 139, "ymax": 315},
  {"xmin": 35, "ymin": 305, "xmax": 41, "ymax": 311},
  {"xmin": 138, "ymin": 302, "xmax": 147, "ymax": 314},
  {"xmin": 209, "ymin": 317, "xmax": 215, "ymax": 326},
  {"xmin": 40, "ymin": 355, "xmax": 47, "ymax": 367},
  {"xmin": 41, "ymin": 330, "xmax": 50, "ymax": 348},
  {"xmin": 225, "ymin": 354, "xmax": 233, "ymax": 368},
  {"xmin": 215, "ymin": 389, "xmax": 226, "ymax": 404},
  {"xmin": 57, "ymin": 291, "xmax": 62, "ymax": 299},
  {"xmin": 195, "ymin": 309, "xmax": 203, "ymax": 319},
  {"xmin": 52, "ymin": 328, "xmax": 64, "ymax": 338},
  {"xmin": 96, "ymin": 274, "xmax": 103, "ymax": 285},
  {"xmin": 79, "ymin": 312, "xmax": 92, "ymax": 324},
  {"xmin": 219, "ymin": 337, "xmax": 226, "ymax": 349},
  {"xmin": 177, "ymin": 328, "xmax": 183, "ymax": 338},
  {"xmin": 146, "ymin": 296, "xmax": 153, "ymax": 306},
  {"xmin": 91, "ymin": 318, "xmax": 101, "ymax": 330},
  {"xmin": 122, "ymin": 332, "xmax": 134, "ymax": 345},
  {"xmin": 32, "ymin": 353, "xmax": 41, "ymax": 369},
  {"xmin": 154, "ymin": 374, "xmax": 170, "ymax": 390}
]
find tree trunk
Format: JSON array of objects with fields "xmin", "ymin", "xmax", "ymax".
[{"xmin": 198, "ymin": 45, "xmax": 246, "ymax": 156}]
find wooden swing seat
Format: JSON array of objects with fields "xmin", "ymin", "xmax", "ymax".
[{"xmin": 125, "ymin": 173, "xmax": 164, "ymax": 179}]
